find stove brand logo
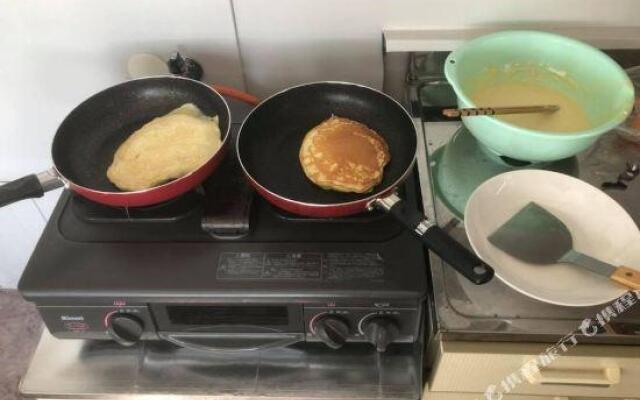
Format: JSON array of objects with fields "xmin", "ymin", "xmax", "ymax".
[
  {"xmin": 64, "ymin": 321, "xmax": 90, "ymax": 332},
  {"xmin": 113, "ymin": 299, "xmax": 126, "ymax": 307},
  {"xmin": 60, "ymin": 315, "xmax": 85, "ymax": 321}
]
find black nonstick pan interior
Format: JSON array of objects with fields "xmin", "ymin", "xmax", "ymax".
[
  {"xmin": 237, "ymin": 82, "xmax": 417, "ymax": 204},
  {"xmin": 52, "ymin": 77, "xmax": 230, "ymax": 192}
]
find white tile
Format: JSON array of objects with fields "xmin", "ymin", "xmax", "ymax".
[
  {"xmin": 32, "ymin": 188, "xmax": 63, "ymax": 221},
  {"xmin": 0, "ymin": 196, "xmax": 45, "ymax": 289},
  {"xmin": 233, "ymin": 0, "xmax": 385, "ymax": 99},
  {"xmin": 384, "ymin": 27, "xmax": 640, "ymax": 53},
  {"xmin": 233, "ymin": 0, "xmax": 640, "ymax": 98}
]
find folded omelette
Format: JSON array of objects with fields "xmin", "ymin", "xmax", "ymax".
[{"xmin": 107, "ymin": 103, "xmax": 221, "ymax": 191}]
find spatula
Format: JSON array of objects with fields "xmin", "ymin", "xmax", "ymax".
[{"xmin": 489, "ymin": 202, "xmax": 640, "ymax": 290}]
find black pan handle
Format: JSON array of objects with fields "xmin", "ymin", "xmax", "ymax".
[
  {"xmin": 0, "ymin": 170, "xmax": 63, "ymax": 207},
  {"xmin": 372, "ymin": 193, "xmax": 494, "ymax": 285}
]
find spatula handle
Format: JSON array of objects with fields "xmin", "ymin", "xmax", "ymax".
[
  {"xmin": 610, "ymin": 266, "xmax": 640, "ymax": 290},
  {"xmin": 442, "ymin": 105, "xmax": 559, "ymax": 118}
]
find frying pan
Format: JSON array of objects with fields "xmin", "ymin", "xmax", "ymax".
[
  {"xmin": 237, "ymin": 82, "xmax": 494, "ymax": 284},
  {"xmin": 0, "ymin": 76, "xmax": 231, "ymax": 208}
]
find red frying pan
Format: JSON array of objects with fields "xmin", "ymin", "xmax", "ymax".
[
  {"xmin": 0, "ymin": 76, "xmax": 231, "ymax": 208},
  {"xmin": 236, "ymin": 82, "xmax": 494, "ymax": 285}
]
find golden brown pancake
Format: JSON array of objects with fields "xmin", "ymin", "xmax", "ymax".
[
  {"xmin": 299, "ymin": 116, "xmax": 390, "ymax": 193},
  {"xmin": 107, "ymin": 103, "xmax": 221, "ymax": 191}
]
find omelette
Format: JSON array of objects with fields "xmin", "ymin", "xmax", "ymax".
[
  {"xmin": 107, "ymin": 103, "xmax": 221, "ymax": 191},
  {"xmin": 299, "ymin": 116, "xmax": 390, "ymax": 193}
]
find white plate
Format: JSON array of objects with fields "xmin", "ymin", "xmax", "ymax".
[{"xmin": 464, "ymin": 170, "xmax": 640, "ymax": 307}]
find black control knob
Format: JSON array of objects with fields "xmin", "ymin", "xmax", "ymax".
[
  {"xmin": 313, "ymin": 315, "xmax": 350, "ymax": 350},
  {"xmin": 363, "ymin": 317, "xmax": 400, "ymax": 352},
  {"xmin": 107, "ymin": 313, "xmax": 144, "ymax": 346}
]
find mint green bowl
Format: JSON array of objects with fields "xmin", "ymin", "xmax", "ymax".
[{"xmin": 444, "ymin": 31, "xmax": 635, "ymax": 162}]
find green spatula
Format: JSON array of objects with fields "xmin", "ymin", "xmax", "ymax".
[{"xmin": 489, "ymin": 202, "xmax": 640, "ymax": 290}]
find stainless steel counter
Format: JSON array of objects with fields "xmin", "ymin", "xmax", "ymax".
[
  {"xmin": 409, "ymin": 51, "xmax": 640, "ymax": 344},
  {"xmin": 20, "ymin": 330, "xmax": 422, "ymax": 400}
]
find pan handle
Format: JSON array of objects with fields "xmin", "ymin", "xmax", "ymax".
[
  {"xmin": 372, "ymin": 193, "xmax": 494, "ymax": 285},
  {"xmin": 211, "ymin": 84, "xmax": 260, "ymax": 105},
  {"xmin": 0, "ymin": 169, "xmax": 63, "ymax": 207}
]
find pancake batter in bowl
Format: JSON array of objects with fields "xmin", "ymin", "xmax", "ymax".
[{"xmin": 471, "ymin": 65, "xmax": 591, "ymax": 133}]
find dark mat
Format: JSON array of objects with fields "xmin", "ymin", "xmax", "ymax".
[{"xmin": 0, "ymin": 290, "xmax": 42, "ymax": 400}]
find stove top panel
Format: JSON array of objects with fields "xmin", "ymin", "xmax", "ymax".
[{"xmin": 20, "ymin": 158, "xmax": 427, "ymax": 301}]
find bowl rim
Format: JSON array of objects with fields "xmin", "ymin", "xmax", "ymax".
[{"xmin": 444, "ymin": 30, "xmax": 635, "ymax": 140}]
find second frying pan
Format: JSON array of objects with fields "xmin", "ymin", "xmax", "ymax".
[
  {"xmin": 0, "ymin": 76, "xmax": 231, "ymax": 208},
  {"xmin": 237, "ymin": 82, "xmax": 494, "ymax": 284}
]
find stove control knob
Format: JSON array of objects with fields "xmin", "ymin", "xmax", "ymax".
[
  {"xmin": 107, "ymin": 313, "xmax": 144, "ymax": 346},
  {"xmin": 363, "ymin": 317, "xmax": 400, "ymax": 352},
  {"xmin": 313, "ymin": 315, "xmax": 350, "ymax": 350}
]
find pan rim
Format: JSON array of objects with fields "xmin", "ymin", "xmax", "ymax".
[
  {"xmin": 51, "ymin": 75, "xmax": 232, "ymax": 196},
  {"xmin": 235, "ymin": 80, "xmax": 418, "ymax": 208}
]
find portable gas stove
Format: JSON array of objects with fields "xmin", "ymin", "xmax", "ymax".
[{"xmin": 18, "ymin": 103, "xmax": 429, "ymax": 355}]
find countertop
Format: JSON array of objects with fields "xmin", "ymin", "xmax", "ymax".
[{"xmin": 20, "ymin": 332, "xmax": 422, "ymax": 399}]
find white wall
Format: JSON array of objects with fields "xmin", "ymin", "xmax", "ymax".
[
  {"xmin": 233, "ymin": 0, "xmax": 640, "ymax": 98},
  {"xmin": 0, "ymin": 193, "xmax": 45, "ymax": 288},
  {"xmin": 0, "ymin": 0, "xmax": 244, "ymax": 181}
]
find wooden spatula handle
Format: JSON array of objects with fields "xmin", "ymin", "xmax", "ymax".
[
  {"xmin": 442, "ymin": 105, "xmax": 559, "ymax": 118},
  {"xmin": 610, "ymin": 266, "xmax": 640, "ymax": 290}
]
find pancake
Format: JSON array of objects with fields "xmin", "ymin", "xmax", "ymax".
[
  {"xmin": 299, "ymin": 116, "xmax": 391, "ymax": 193},
  {"xmin": 107, "ymin": 103, "xmax": 221, "ymax": 191}
]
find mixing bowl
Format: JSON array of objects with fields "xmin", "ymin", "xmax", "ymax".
[{"xmin": 445, "ymin": 31, "xmax": 635, "ymax": 162}]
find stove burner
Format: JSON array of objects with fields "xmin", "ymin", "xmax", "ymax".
[
  {"xmin": 602, "ymin": 161, "xmax": 640, "ymax": 191},
  {"xmin": 57, "ymin": 171, "xmax": 416, "ymax": 243},
  {"xmin": 432, "ymin": 127, "xmax": 579, "ymax": 218},
  {"xmin": 498, "ymin": 155, "xmax": 534, "ymax": 168},
  {"xmin": 70, "ymin": 190, "xmax": 204, "ymax": 223},
  {"xmin": 268, "ymin": 203, "xmax": 385, "ymax": 224}
]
